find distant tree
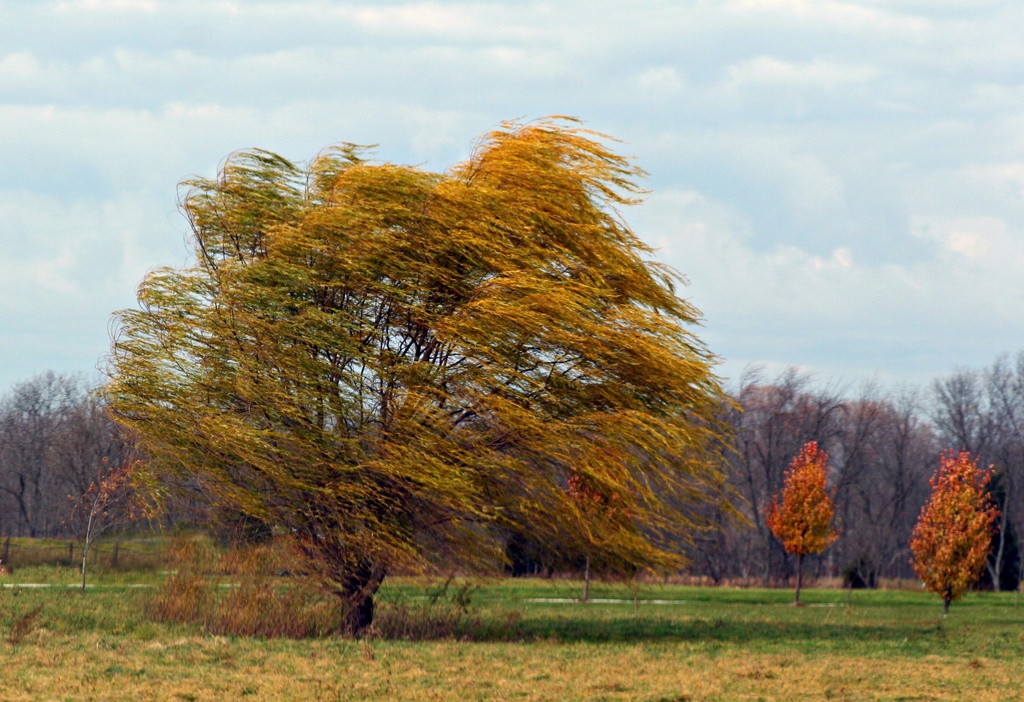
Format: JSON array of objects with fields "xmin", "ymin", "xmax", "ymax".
[
  {"xmin": 105, "ymin": 118, "xmax": 734, "ymax": 634},
  {"xmin": 911, "ymin": 451, "xmax": 998, "ymax": 615},
  {"xmin": 976, "ymin": 354, "xmax": 1024, "ymax": 591},
  {"xmin": 0, "ymin": 372, "xmax": 129, "ymax": 539},
  {"xmin": 67, "ymin": 458, "xmax": 153, "ymax": 593},
  {"xmin": 767, "ymin": 441, "xmax": 838, "ymax": 604},
  {"xmin": 0, "ymin": 372, "xmax": 83, "ymax": 537},
  {"xmin": 827, "ymin": 385, "xmax": 939, "ymax": 588}
]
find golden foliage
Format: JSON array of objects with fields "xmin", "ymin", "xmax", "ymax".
[{"xmin": 106, "ymin": 117, "xmax": 732, "ymax": 628}]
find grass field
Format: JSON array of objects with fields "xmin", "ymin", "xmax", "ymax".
[{"xmin": 2, "ymin": 552, "xmax": 1024, "ymax": 700}]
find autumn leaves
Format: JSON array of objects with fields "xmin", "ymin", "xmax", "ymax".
[
  {"xmin": 910, "ymin": 452, "xmax": 998, "ymax": 614},
  {"xmin": 767, "ymin": 442, "xmax": 837, "ymax": 605},
  {"xmin": 770, "ymin": 442, "xmax": 997, "ymax": 612}
]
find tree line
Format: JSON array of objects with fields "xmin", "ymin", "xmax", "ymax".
[
  {"xmin": 0, "ymin": 372, "xmax": 129, "ymax": 539},
  {"xmin": 4, "ymin": 350, "xmax": 1022, "ymax": 593},
  {"xmin": 683, "ymin": 355, "xmax": 1024, "ymax": 590}
]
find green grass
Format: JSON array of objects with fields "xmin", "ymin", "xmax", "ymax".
[{"xmin": 3, "ymin": 563, "xmax": 1024, "ymax": 700}]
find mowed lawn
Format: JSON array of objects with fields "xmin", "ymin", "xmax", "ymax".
[{"xmin": 3, "ymin": 566, "xmax": 1024, "ymax": 701}]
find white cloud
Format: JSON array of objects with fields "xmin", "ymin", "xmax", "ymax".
[
  {"xmin": 729, "ymin": 0, "xmax": 931, "ymax": 33},
  {"xmin": 911, "ymin": 215, "xmax": 1014, "ymax": 262},
  {"xmin": 350, "ymin": 4, "xmax": 487, "ymax": 37},
  {"xmin": 963, "ymin": 162, "xmax": 1024, "ymax": 197},
  {"xmin": 726, "ymin": 56, "xmax": 877, "ymax": 88},
  {"xmin": 810, "ymin": 247, "xmax": 854, "ymax": 271},
  {"xmin": 636, "ymin": 67, "xmax": 685, "ymax": 94},
  {"xmin": 0, "ymin": 52, "xmax": 45, "ymax": 84},
  {"xmin": 0, "ymin": 187, "xmax": 188, "ymax": 382},
  {"xmin": 54, "ymin": 0, "xmax": 160, "ymax": 12}
]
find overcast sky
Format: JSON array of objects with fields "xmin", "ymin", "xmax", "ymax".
[{"xmin": 2, "ymin": 0, "xmax": 1023, "ymax": 394}]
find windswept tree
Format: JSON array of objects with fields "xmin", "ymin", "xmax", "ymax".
[
  {"xmin": 767, "ymin": 441, "xmax": 838, "ymax": 604},
  {"xmin": 911, "ymin": 451, "xmax": 998, "ymax": 615},
  {"xmin": 106, "ymin": 118, "xmax": 733, "ymax": 634}
]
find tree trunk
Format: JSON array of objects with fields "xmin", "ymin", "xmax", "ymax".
[
  {"xmin": 943, "ymin": 594, "xmax": 951, "ymax": 616},
  {"xmin": 81, "ymin": 540, "xmax": 90, "ymax": 594},
  {"xmin": 335, "ymin": 564, "xmax": 387, "ymax": 635},
  {"xmin": 582, "ymin": 555, "xmax": 591, "ymax": 603},
  {"xmin": 794, "ymin": 553, "xmax": 804, "ymax": 605},
  {"xmin": 341, "ymin": 589, "xmax": 377, "ymax": 634},
  {"xmin": 988, "ymin": 508, "xmax": 1008, "ymax": 591}
]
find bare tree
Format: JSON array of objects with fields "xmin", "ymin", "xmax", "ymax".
[
  {"xmin": 979, "ymin": 355, "xmax": 1024, "ymax": 590},
  {"xmin": 0, "ymin": 372, "xmax": 130, "ymax": 540},
  {"xmin": 833, "ymin": 388, "xmax": 936, "ymax": 585},
  {"xmin": 688, "ymin": 373, "xmax": 939, "ymax": 587},
  {"xmin": 933, "ymin": 369, "xmax": 990, "ymax": 455}
]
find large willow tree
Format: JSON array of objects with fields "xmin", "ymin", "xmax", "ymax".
[{"xmin": 107, "ymin": 118, "xmax": 731, "ymax": 633}]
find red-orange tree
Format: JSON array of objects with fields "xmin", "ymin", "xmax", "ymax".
[
  {"xmin": 767, "ymin": 441, "xmax": 837, "ymax": 604},
  {"xmin": 911, "ymin": 451, "xmax": 998, "ymax": 615}
]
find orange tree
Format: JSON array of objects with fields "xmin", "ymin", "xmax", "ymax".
[
  {"xmin": 767, "ymin": 441, "xmax": 837, "ymax": 604},
  {"xmin": 105, "ymin": 118, "xmax": 733, "ymax": 634},
  {"xmin": 911, "ymin": 451, "xmax": 998, "ymax": 615}
]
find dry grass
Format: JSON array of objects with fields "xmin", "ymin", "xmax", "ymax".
[
  {"xmin": 147, "ymin": 538, "xmax": 348, "ymax": 638},
  {"xmin": 148, "ymin": 541, "xmax": 494, "ymax": 640},
  {"xmin": 6, "ymin": 604, "xmax": 42, "ymax": 647},
  {"xmin": 0, "ymin": 632, "xmax": 1021, "ymax": 701}
]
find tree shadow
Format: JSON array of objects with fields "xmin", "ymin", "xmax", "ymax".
[{"xmin": 443, "ymin": 612, "xmax": 949, "ymax": 648}]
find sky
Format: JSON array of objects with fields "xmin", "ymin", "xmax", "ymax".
[{"xmin": 2, "ymin": 0, "xmax": 1024, "ymax": 394}]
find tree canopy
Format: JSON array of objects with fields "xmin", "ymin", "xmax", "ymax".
[
  {"xmin": 911, "ymin": 450, "xmax": 997, "ymax": 614},
  {"xmin": 767, "ymin": 441, "xmax": 838, "ymax": 604},
  {"xmin": 105, "ymin": 117, "xmax": 732, "ymax": 632}
]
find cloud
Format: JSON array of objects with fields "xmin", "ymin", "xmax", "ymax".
[
  {"xmin": 729, "ymin": 0, "xmax": 931, "ymax": 33},
  {"xmin": 3, "ymin": 0, "xmax": 1024, "ymax": 391},
  {"xmin": 911, "ymin": 215, "xmax": 1018, "ymax": 264},
  {"xmin": 635, "ymin": 67, "xmax": 685, "ymax": 95},
  {"xmin": 0, "ymin": 188, "xmax": 190, "ymax": 385},
  {"xmin": 726, "ymin": 56, "xmax": 877, "ymax": 88},
  {"xmin": 635, "ymin": 185, "xmax": 1024, "ymax": 385},
  {"xmin": 54, "ymin": 0, "xmax": 160, "ymax": 12},
  {"xmin": 348, "ymin": 4, "xmax": 497, "ymax": 38}
]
